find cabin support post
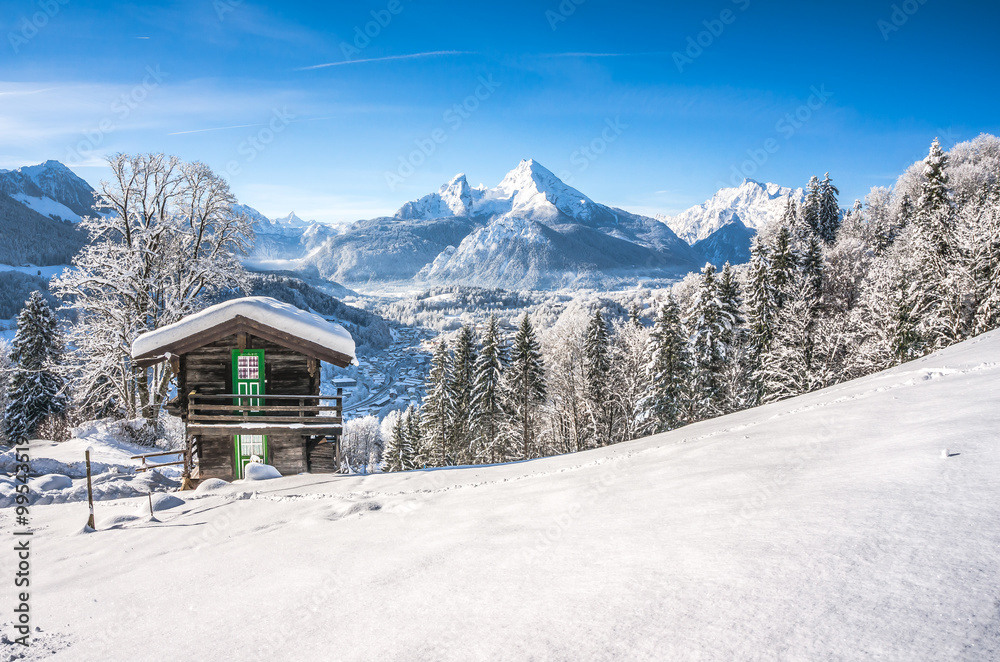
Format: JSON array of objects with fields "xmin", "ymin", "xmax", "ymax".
[{"xmin": 180, "ymin": 429, "xmax": 194, "ymax": 491}]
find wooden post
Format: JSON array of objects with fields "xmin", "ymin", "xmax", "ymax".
[
  {"xmin": 335, "ymin": 434, "xmax": 342, "ymax": 474},
  {"xmin": 180, "ymin": 432, "xmax": 194, "ymax": 491},
  {"xmin": 147, "ymin": 492, "xmax": 154, "ymax": 517},
  {"xmin": 85, "ymin": 449, "xmax": 96, "ymax": 530}
]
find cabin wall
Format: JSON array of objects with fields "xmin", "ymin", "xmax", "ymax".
[
  {"xmin": 180, "ymin": 334, "xmax": 318, "ymax": 410},
  {"xmin": 195, "ymin": 432, "xmax": 234, "ymax": 480},
  {"xmin": 195, "ymin": 433, "xmax": 332, "ymax": 480}
]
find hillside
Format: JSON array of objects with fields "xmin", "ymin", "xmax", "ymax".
[
  {"xmin": 14, "ymin": 330, "xmax": 1000, "ymax": 660},
  {"xmin": 0, "ymin": 193, "xmax": 86, "ymax": 266}
]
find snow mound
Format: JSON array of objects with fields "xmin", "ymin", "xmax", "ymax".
[
  {"xmin": 29, "ymin": 474, "xmax": 73, "ymax": 491},
  {"xmin": 195, "ymin": 478, "xmax": 231, "ymax": 493},
  {"xmin": 131, "ymin": 296, "xmax": 357, "ymax": 365},
  {"xmin": 104, "ymin": 514, "xmax": 142, "ymax": 527},
  {"xmin": 141, "ymin": 493, "xmax": 184, "ymax": 512},
  {"xmin": 243, "ymin": 463, "xmax": 282, "ymax": 481}
]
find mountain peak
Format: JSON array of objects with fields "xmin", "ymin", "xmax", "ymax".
[{"xmin": 659, "ymin": 180, "xmax": 804, "ymax": 244}]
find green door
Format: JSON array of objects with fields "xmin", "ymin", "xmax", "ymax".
[{"xmin": 232, "ymin": 349, "xmax": 267, "ymax": 478}]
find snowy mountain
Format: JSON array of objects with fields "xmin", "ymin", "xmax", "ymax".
[
  {"xmin": 0, "ymin": 160, "xmax": 95, "ymax": 266},
  {"xmin": 690, "ymin": 218, "xmax": 757, "ymax": 266},
  {"xmin": 22, "ymin": 329, "xmax": 1000, "ymax": 660},
  {"xmin": 0, "ymin": 159, "xmax": 98, "ymax": 221},
  {"xmin": 659, "ymin": 179, "xmax": 804, "ymax": 263},
  {"xmin": 308, "ymin": 159, "xmax": 699, "ymax": 289},
  {"xmin": 237, "ymin": 205, "xmax": 339, "ymax": 266}
]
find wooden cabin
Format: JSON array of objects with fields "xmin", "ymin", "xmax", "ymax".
[{"xmin": 130, "ymin": 297, "xmax": 357, "ymax": 482}]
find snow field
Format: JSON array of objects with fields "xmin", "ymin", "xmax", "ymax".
[{"xmin": 6, "ymin": 330, "xmax": 1000, "ymax": 660}]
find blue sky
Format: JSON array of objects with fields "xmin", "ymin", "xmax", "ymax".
[{"xmin": 1, "ymin": 0, "xmax": 998, "ymax": 223}]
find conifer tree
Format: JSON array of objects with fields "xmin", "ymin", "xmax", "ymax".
[
  {"xmin": 421, "ymin": 341, "xmax": 453, "ymax": 467},
  {"xmin": 800, "ymin": 233, "xmax": 825, "ymax": 307},
  {"xmin": 760, "ymin": 276, "xmax": 819, "ymax": 402},
  {"xmin": 646, "ymin": 296, "xmax": 690, "ymax": 432},
  {"xmin": 897, "ymin": 192, "xmax": 915, "ymax": 230},
  {"xmin": 717, "ymin": 262, "xmax": 744, "ymax": 349},
  {"xmin": 448, "ymin": 324, "xmax": 477, "ymax": 464},
  {"xmin": 746, "ymin": 237, "xmax": 778, "ymax": 382},
  {"xmin": 802, "ymin": 176, "xmax": 822, "ymax": 236},
  {"xmin": 0, "ymin": 341, "xmax": 11, "ymax": 445},
  {"xmin": 4, "ymin": 292, "xmax": 68, "ymax": 443},
  {"xmin": 745, "ymin": 237, "xmax": 778, "ymax": 405},
  {"xmin": 504, "ymin": 314, "xmax": 546, "ymax": 459},
  {"xmin": 405, "ymin": 404, "xmax": 424, "ymax": 468},
  {"xmin": 382, "ymin": 410, "xmax": 412, "ymax": 472},
  {"xmin": 915, "ymin": 138, "xmax": 954, "ymax": 258},
  {"xmin": 684, "ymin": 264, "xmax": 728, "ymax": 420},
  {"xmin": 818, "ymin": 172, "xmax": 841, "ymax": 243},
  {"xmin": 770, "ymin": 226, "xmax": 797, "ymax": 307},
  {"xmin": 471, "ymin": 314, "xmax": 507, "ymax": 463},
  {"xmin": 583, "ymin": 309, "xmax": 614, "ymax": 445},
  {"xmin": 628, "ymin": 303, "xmax": 643, "ymax": 327}
]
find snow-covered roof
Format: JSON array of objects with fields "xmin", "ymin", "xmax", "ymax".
[{"xmin": 131, "ymin": 297, "xmax": 357, "ymax": 366}]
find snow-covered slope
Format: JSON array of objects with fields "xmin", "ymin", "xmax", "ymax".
[
  {"xmin": 17, "ymin": 331, "xmax": 1000, "ymax": 660},
  {"xmin": 309, "ymin": 159, "xmax": 699, "ymax": 289},
  {"xmin": 660, "ymin": 179, "xmax": 804, "ymax": 245},
  {"xmin": 691, "ymin": 217, "xmax": 757, "ymax": 266}
]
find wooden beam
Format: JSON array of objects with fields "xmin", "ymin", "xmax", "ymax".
[{"xmin": 187, "ymin": 423, "xmax": 343, "ymax": 436}]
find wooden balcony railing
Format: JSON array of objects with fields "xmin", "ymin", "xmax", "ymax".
[{"xmin": 187, "ymin": 392, "xmax": 343, "ymax": 426}]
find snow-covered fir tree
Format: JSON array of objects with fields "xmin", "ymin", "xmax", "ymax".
[
  {"xmin": 916, "ymin": 138, "xmax": 954, "ymax": 257},
  {"xmin": 717, "ymin": 262, "xmax": 744, "ymax": 350},
  {"xmin": 818, "ymin": 172, "xmax": 842, "ymax": 243},
  {"xmin": 628, "ymin": 303, "xmax": 643, "ymax": 327},
  {"xmin": 744, "ymin": 237, "xmax": 777, "ymax": 405},
  {"xmin": 421, "ymin": 341, "xmax": 453, "ymax": 466},
  {"xmin": 684, "ymin": 264, "xmax": 731, "ymax": 421},
  {"xmin": 381, "ymin": 409, "xmax": 410, "ymax": 472},
  {"xmin": 647, "ymin": 297, "xmax": 690, "ymax": 432},
  {"xmin": 405, "ymin": 404, "xmax": 424, "ymax": 468},
  {"xmin": 964, "ymin": 183, "xmax": 1000, "ymax": 335},
  {"xmin": 4, "ymin": 292, "xmax": 68, "ymax": 443},
  {"xmin": 583, "ymin": 309, "xmax": 614, "ymax": 445},
  {"xmin": 800, "ymin": 233, "xmax": 825, "ymax": 307},
  {"xmin": 503, "ymin": 314, "xmax": 546, "ymax": 459},
  {"xmin": 760, "ymin": 275, "xmax": 821, "ymax": 403},
  {"xmin": 448, "ymin": 324, "xmax": 477, "ymax": 464},
  {"xmin": 471, "ymin": 314, "xmax": 508, "ymax": 463},
  {"xmin": 798, "ymin": 176, "xmax": 818, "ymax": 234},
  {"xmin": 770, "ymin": 225, "xmax": 797, "ymax": 307},
  {"xmin": 0, "ymin": 340, "xmax": 12, "ymax": 444}
]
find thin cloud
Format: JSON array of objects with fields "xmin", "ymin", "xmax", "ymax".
[
  {"xmin": 296, "ymin": 50, "xmax": 475, "ymax": 71},
  {"xmin": 167, "ymin": 123, "xmax": 263, "ymax": 136}
]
